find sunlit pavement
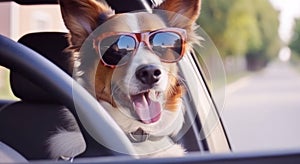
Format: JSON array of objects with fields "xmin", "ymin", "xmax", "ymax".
[{"xmin": 221, "ymin": 60, "xmax": 300, "ymax": 152}]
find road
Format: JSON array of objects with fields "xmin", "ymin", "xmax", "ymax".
[{"xmin": 221, "ymin": 61, "xmax": 300, "ymax": 152}]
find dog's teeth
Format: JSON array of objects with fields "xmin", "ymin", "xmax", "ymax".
[{"xmin": 149, "ymin": 90, "xmax": 158, "ymax": 101}]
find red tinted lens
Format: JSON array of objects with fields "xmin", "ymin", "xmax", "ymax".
[
  {"xmin": 99, "ymin": 35, "xmax": 136, "ymax": 66},
  {"xmin": 149, "ymin": 32, "xmax": 183, "ymax": 62}
]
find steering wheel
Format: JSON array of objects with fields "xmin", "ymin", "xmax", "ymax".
[{"xmin": 0, "ymin": 35, "xmax": 136, "ymax": 156}]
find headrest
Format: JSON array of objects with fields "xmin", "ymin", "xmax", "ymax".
[{"xmin": 10, "ymin": 32, "xmax": 73, "ymax": 103}]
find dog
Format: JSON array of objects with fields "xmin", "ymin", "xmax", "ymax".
[{"xmin": 48, "ymin": 0, "xmax": 201, "ymax": 159}]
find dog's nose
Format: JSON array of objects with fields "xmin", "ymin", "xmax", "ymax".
[{"xmin": 135, "ymin": 65, "xmax": 162, "ymax": 86}]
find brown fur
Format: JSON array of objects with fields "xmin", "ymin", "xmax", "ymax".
[
  {"xmin": 59, "ymin": 0, "xmax": 201, "ymax": 115},
  {"xmin": 165, "ymin": 83, "xmax": 184, "ymax": 111},
  {"xmin": 51, "ymin": 0, "xmax": 203, "ymax": 158},
  {"xmin": 158, "ymin": 0, "xmax": 201, "ymax": 28},
  {"xmin": 59, "ymin": 0, "xmax": 114, "ymax": 51}
]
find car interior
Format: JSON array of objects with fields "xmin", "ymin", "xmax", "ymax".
[
  {"xmin": 3, "ymin": 0, "xmax": 300, "ymax": 164},
  {"xmin": 0, "ymin": 0, "xmax": 208, "ymax": 162}
]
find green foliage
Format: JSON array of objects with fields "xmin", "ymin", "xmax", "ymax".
[
  {"xmin": 250, "ymin": 0, "xmax": 280, "ymax": 59},
  {"xmin": 197, "ymin": 0, "xmax": 230, "ymax": 57},
  {"xmin": 289, "ymin": 19, "xmax": 300, "ymax": 55},
  {"xmin": 223, "ymin": 0, "xmax": 262, "ymax": 56},
  {"xmin": 197, "ymin": 0, "xmax": 280, "ymax": 65}
]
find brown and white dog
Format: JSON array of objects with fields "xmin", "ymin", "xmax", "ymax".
[{"xmin": 48, "ymin": 0, "xmax": 201, "ymax": 159}]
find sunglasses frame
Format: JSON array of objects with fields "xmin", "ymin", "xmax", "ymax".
[{"xmin": 93, "ymin": 27, "xmax": 187, "ymax": 68}]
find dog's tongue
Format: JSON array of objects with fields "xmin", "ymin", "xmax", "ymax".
[{"xmin": 131, "ymin": 91, "xmax": 162, "ymax": 124}]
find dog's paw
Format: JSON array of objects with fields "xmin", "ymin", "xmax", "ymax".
[
  {"xmin": 151, "ymin": 144, "xmax": 186, "ymax": 158},
  {"xmin": 47, "ymin": 130, "xmax": 86, "ymax": 159}
]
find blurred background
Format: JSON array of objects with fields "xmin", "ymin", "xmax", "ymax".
[
  {"xmin": 0, "ymin": 2, "xmax": 66, "ymax": 100},
  {"xmin": 1, "ymin": 0, "xmax": 300, "ymax": 153},
  {"xmin": 197, "ymin": 0, "xmax": 300, "ymax": 152},
  {"xmin": 198, "ymin": 0, "xmax": 300, "ymax": 79}
]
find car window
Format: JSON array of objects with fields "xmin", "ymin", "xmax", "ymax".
[
  {"xmin": 0, "ymin": 2, "xmax": 66, "ymax": 40},
  {"xmin": 197, "ymin": 0, "xmax": 300, "ymax": 152},
  {"xmin": 0, "ymin": 67, "xmax": 17, "ymax": 100},
  {"xmin": 0, "ymin": 2, "xmax": 65, "ymax": 100}
]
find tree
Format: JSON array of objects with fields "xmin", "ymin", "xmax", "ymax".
[
  {"xmin": 289, "ymin": 19, "xmax": 300, "ymax": 56},
  {"xmin": 197, "ymin": 0, "xmax": 234, "ymax": 57},
  {"xmin": 246, "ymin": 0, "xmax": 280, "ymax": 70},
  {"xmin": 222, "ymin": 0, "xmax": 262, "ymax": 56},
  {"xmin": 197, "ymin": 0, "xmax": 280, "ymax": 71}
]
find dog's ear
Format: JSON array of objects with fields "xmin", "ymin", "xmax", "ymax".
[
  {"xmin": 156, "ymin": 0, "xmax": 201, "ymax": 29},
  {"xmin": 59, "ymin": 0, "xmax": 114, "ymax": 51}
]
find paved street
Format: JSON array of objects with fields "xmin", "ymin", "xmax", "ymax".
[{"xmin": 221, "ymin": 61, "xmax": 300, "ymax": 152}]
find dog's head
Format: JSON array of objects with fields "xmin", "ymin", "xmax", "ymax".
[{"xmin": 60, "ymin": 0, "xmax": 201, "ymax": 136}]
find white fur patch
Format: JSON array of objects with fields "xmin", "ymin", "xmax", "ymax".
[
  {"xmin": 100, "ymin": 100, "xmax": 184, "ymax": 138},
  {"xmin": 134, "ymin": 136, "xmax": 186, "ymax": 157},
  {"xmin": 126, "ymin": 14, "xmax": 140, "ymax": 33},
  {"xmin": 151, "ymin": 0, "xmax": 165, "ymax": 7},
  {"xmin": 47, "ymin": 130, "xmax": 85, "ymax": 159},
  {"xmin": 47, "ymin": 109, "xmax": 86, "ymax": 159},
  {"xmin": 47, "ymin": 102, "xmax": 185, "ymax": 158},
  {"xmin": 150, "ymin": 144, "xmax": 186, "ymax": 158}
]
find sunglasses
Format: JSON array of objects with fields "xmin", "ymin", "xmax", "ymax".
[{"xmin": 93, "ymin": 28, "xmax": 187, "ymax": 68}]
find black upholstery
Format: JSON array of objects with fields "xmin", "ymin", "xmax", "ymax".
[
  {"xmin": 0, "ymin": 102, "xmax": 70, "ymax": 159},
  {"xmin": 107, "ymin": 0, "xmax": 153, "ymax": 13},
  {"xmin": 0, "ymin": 32, "xmax": 74, "ymax": 160},
  {"xmin": 0, "ymin": 100, "xmax": 15, "ymax": 109},
  {"xmin": 0, "ymin": 32, "xmax": 115, "ymax": 160},
  {"xmin": 10, "ymin": 32, "xmax": 73, "ymax": 103}
]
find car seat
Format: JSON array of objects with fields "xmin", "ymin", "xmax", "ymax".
[
  {"xmin": 0, "ymin": 32, "xmax": 111, "ymax": 160},
  {"xmin": 0, "ymin": 32, "xmax": 72, "ymax": 160}
]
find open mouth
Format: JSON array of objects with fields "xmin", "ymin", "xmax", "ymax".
[{"xmin": 130, "ymin": 90, "xmax": 162, "ymax": 124}]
